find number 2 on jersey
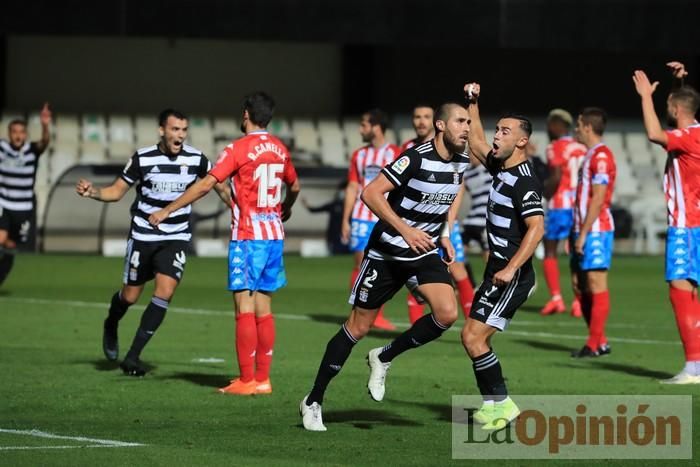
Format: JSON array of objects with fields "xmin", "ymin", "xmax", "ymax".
[{"xmin": 254, "ymin": 163, "xmax": 284, "ymax": 208}]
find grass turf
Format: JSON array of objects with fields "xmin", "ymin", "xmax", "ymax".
[{"xmin": 0, "ymin": 253, "xmax": 697, "ymax": 466}]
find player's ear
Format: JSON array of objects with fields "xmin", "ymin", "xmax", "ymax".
[
  {"xmin": 516, "ymin": 135, "xmax": 529, "ymax": 149},
  {"xmin": 435, "ymin": 119, "xmax": 446, "ymax": 132},
  {"xmin": 158, "ymin": 126, "xmax": 165, "ymax": 137}
]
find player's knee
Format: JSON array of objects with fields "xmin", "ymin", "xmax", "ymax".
[
  {"xmin": 433, "ymin": 301, "xmax": 458, "ymax": 327},
  {"xmin": 461, "ymin": 327, "xmax": 487, "ymax": 357}
]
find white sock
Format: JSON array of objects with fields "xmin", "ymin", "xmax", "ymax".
[{"xmin": 683, "ymin": 361, "xmax": 700, "ymax": 376}]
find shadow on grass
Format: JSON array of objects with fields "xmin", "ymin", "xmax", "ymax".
[
  {"xmin": 514, "ymin": 338, "xmax": 573, "ymax": 353},
  {"xmin": 557, "ymin": 361, "xmax": 673, "ymax": 380},
  {"xmin": 321, "ymin": 409, "xmax": 423, "ymax": 429},
  {"xmin": 164, "ymin": 371, "xmax": 230, "ymax": 388},
  {"xmin": 307, "ymin": 313, "xmax": 403, "ymax": 339},
  {"xmin": 0, "ymin": 289, "xmax": 11, "ymax": 296},
  {"xmin": 88, "ymin": 359, "xmax": 121, "ymax": 371},
  {"xmin": 386, "ymin": 398, "xmax": 455, "ymax": 423}
]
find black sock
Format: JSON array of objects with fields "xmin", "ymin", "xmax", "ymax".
[
  {"xmin": 471, "ymin": 350, "xmax": 507, "ymax": 402},
  {"xmin": 307, "ymin": 324, "xmax": 357, "ymax": 406},
  {"xmin": 105, "ymin": 291, "xmax": 131, "ymax": 327},
  {"xmin": 378, "ymin": 313, "xmax": 449, "ymax": 363},
  {"xmin": 125, "ymin": 296, "xmax": 169, "ymax": 361},
  {"xmin": 0, "ymin": 253, "xmax": 15, "ymax": 286},
  {"xmin": 465, "ymin": 262, "xmax": 477, "ymax": 288}
]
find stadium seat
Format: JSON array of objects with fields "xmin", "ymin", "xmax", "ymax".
[
  {"xmin": 54, "ymin": 113, "xmax": 80, "ymax": 145},
  {"xmin": 108, "ymin": 114, "xmax": 134, "ymax": 143},
  {"xmin": 613, "ymin": 156, "xmax": 639, "ymax": 199},
  {"xmin": 135, "ymin": 114, "xmax": 158, "ymax": 148},
  {"xmin": 604, "ymin": 131, "xmax": 625, "ymax": 157},
  {"xmin": 108, "ymin": 141, "xmax": 136, "ymax": 161},
  {"xmin": 50, "ymin": 143, "xmax": 79, "ymax": 183},
  {"xmin": 80, "ymin": 140, "xmax": 107, "ymax": 164},
  {"xmin": 625, "ymin": 131, "xmax": 650, "ymax": 155},
  {"xmin": 385, "ymin": 128, "xmax": 397, "ymax": 146},
  {"xmin": 342, "ymin": 116, "xmax": 362, "ymax": 153},
  {"xmin": 650, "ymin": 144, "xmax": 668, "ymax": 178},
  {"xmin": 81, "ymin": 113, "xmax": 107, "ymax": 144},
  {"xmin": 268, "ymin": 117, "xmax": 292, "ymax": 140},
  {"xmin": 291, "ymin": 118, "xmax": 320, "ymax": 153},
  {"xmin": 318, "ymin": 118, "xmax": 347, "ymax": 167},
  {"xmin": 630, "ymin": 195, "xmax": 667, "ymax": 254},
  {"xmin": 398, "ymin": 128, "xmax": 415, "ymax": 147},
  {"xmin": 213, "ymin": 116, "xmax": 239, "ymax": 141},
  {"xmin": 187, "ymin": 116, "xmax": 214, "ymax": 151}
]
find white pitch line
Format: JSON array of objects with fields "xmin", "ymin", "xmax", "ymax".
[
  {"xmin": 0, "ymin": 297, "xmax": 679, "ymax": 346},
  {"xmin": 0, "ymin": 428, "xmax": 143, "ymax": 448},
  {"xmin": 0, "ymin": 445, "xmax": 129, "ymax": 451}
]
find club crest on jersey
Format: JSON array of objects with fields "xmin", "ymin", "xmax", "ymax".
[
  {"xmin": 180, "ymin": 164, "xmax": 189, "ymax": 175},
  {"xmin": 392, "ymin": 156, "xmax": 410, "ymax": 174},
  {"xmin": 453, "ymin": 172, "xmax": 460, "ymax": 184}
]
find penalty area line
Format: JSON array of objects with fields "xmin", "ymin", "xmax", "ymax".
[{"xmin": 0, "ymin": 428, "xmax": 144, "ymax": 450}]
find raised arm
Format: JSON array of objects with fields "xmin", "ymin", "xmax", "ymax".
[
  {"xmin": 667, "ymin": 61, "xmax": 687, "ymax": 91},
  {"xmin": 632, "ymin": 70, "xmax": 667, "ymax": 147},
  {"xmin": 35, "ymin": 102, "xmax": 52, "ymax": 153},
  {"xmin": 463, "ymin": 83, "xmax": 490, "ymax": 166},
  {"xmin": 76, "ymin": 177, "xmax": 131, "ymax": 202}
]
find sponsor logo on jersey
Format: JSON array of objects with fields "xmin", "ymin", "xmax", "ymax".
[
  {"xmin": 523, "ymin": 191, "xmax": 540, "ymax": 201},
  {"xmin": 419, "ymin": 192, "xmax": 457, "ymax": 205},
  {"xmin": 150, "ymin": 165, "xmax": 160, "ymax": 173},
  {"xmin": 151, "ymin": 181, "xmax": 189, "ymax": 193}
]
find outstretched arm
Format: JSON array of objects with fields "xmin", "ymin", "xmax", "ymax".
[
  {"xmin": 632, "ymin": 70, "xmax": 667, "ymax": 147},
  {"xmin": 149, "ymin": 174, "xmax": 218, "ymax": 226},
  {"xmin": 76, "ymin": 177, "xmax": 130, "ymax": 202},
  {"xmin": 463, "ymin": 83, "xmax": 490, "ymax": 166}
]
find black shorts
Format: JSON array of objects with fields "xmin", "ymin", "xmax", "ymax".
[
  {"xmin": 349, "ymin": 253, "xmax": 452, "ymax": 310},
  {"xmin": 122, "ymin": 238, "xmax": 189, "ymax": 286},
  {"xmin": 0, "ymin": 207, "xmax": 36, "ymax": 251},
  {"xmin": 469, "ymin": 258, "xmax": 536, "ymax": 331},
  {"xmin": 461, "ymin": 224, "xmax": 489, "ymax": 252}
]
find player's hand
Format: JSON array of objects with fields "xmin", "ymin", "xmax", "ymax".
[
  {"xmin": 575, "ymin": 232, "xmax": 587, "ymax": 256},
  {"xmin": 402, "ymin": 227, "xmax": 436, "ymax": 254},
  {"xmin": 440, "ymin": 236, "xmax": 455, "ymax": 265},
  {"xmin": 341, "ymin": 219, "xmax": 351, "ymax": 245},
  {"xmin": 148, "ymin": 209, "xmax": 170, "ymax": 227},
  {"xmin": 40, "ymin": 102, "xmax": 52, "ymax": 126},
  {"xmin": 667, "ymin": 61, "xmax": 688, "ymax": 79},
  {"xmin": 76, "ymin": 179, "xmax": 94, "ymax": 198},
  {"xmin": 464, "ymin": 82, "xmax": 481, "ymax": 103},
  {"xmin": 632, "ymin": 70, "xmax": 659, "ymax": 97},
  {"xmin": 492, "ymin": 266, "xmax": 515, "ymax": 287}
]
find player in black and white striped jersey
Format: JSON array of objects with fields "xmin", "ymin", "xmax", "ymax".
[
  {"xmin": 301, "ymin": 101, "xmax": 471, "ymax": 431},
  {"xmin": 76, "ymin": 109, "xmax": 231, "ymax": 376},
  {"xmin": 461, "ymin": 163, "xmax": 492, "ymax": 257},
  {"xmin": 0, "ymin": 103, "xmax": 52, "ymax": 287},
  {"xmin": 460, "ymin": 83, "xmax": 544, "ymax": 431}
]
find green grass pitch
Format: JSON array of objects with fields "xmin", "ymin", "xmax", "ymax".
[{"xmin": 0, "ymin": 253, "xmax": 697, "ymax": 466}]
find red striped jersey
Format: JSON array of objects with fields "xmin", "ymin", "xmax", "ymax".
[
  {"xmin": 546, "ymin": 136, "xmax": 586, "ymax": 209},
  {"xmin": 348, "ymin": 143, "xmax": 401, "ymax": 221},
  {"xmin": 664, "ymin": 123, "xmax": 700, "ymax": 228},
  {"xmin": 574, "ymin": 143, "xmax": 616, "ymax": 233},
  {"xmin": 209, "ymin": 131, "xmax": 297, "ymax": 240}
]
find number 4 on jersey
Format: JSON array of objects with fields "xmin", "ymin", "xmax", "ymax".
[{"xmin": 254, "ymin": 163, "xmax": 284, "ymax": 208}]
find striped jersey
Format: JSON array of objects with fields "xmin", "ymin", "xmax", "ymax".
[
  {"xmin": 121, "ymin": 144, "xmax": 211, "ymax": 242},
  {"xmin": 546, "ymin": 136, "xmax": 586, "ymax": 209},
  {"xmin": 0, "ymin": 139, "xmax": 46, "ymax": 211},
  {"xmin": 348, "ymin": 143, "xmax": 400, "ymax": 222},
  {"xmin": 664, "ymin": 124, "xmax": 700, "ymax": 228},
  {"xmin": 209, "ymin": 130, "xmax": 297, "ymax": 241},
  {"xmin": 574, "ymin": 143, "xmax": 616, "ymax": 233},
  {"xmin": 462, "ymin": 164, "xmax": 493, "ymax": 228},
  {"xmin": 483, "ymin": 155, "xmax": 544, "ymax": 262},
  {"xmin": 366, "ymin": 140, "xmax": 469, "ymax": 261}
]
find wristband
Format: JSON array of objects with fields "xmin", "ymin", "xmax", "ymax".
[{"xmin": 440, "ymin": 223, "xmax": 450, "ymax": 238}]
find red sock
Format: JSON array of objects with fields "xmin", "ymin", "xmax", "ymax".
[
  {"xmin": 669, "ymin": 287, "xmax": 700, "ymax": 361},
  {"xmin": 543, "ymin": 257, "xmax": 561, "ymax": 300},
  {"xmin": 456, "ymin": 278, "xmax": 475, "ymax": 319},
  {"xmin": 407, "ymin": 292, "xmax": 425, "ymax": 324},
  {"xmin": 255, "ymin": 314, "xmax": 275, "ymax": 382},
  {"xmin": 586, "ymin": 291, "xmax": 609, "ymax": 350},
  {"xmin": 349, "ymin": 267, "xmax": 359, "ymax": 291},
  {"xmin": 235, "ymin": 313, "xmax": 257, "ymax": 382}
]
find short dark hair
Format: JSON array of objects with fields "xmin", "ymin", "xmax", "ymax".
[
  {"xmin": 158, "ymin": 109, "xmax": 188, "ymax": 127},
  {"xmin": 580, "ymin": 107, "xmax": 607, "ymax": 136},
  {"xmin": 243, "ymin": 92, "xmax": 275, "ymax": 128},
  {"xmin": 434, "ymin": 102, "xmax": 466, "ymax": 132},
  {"xmin": 8, "ymin": 119, "xmax": 27, "ymax": 130},
  {"xmin": 499, "ymin": 113, "xmax": 533, "ymax": 137},
  {"xmin": 670, "ymin": 85, "xmax": 700, "ymax": 114},
  {"xmin": 413, "ymin": 103, "xmax": 434, "ymax": 112},
  {"xmin": 363, "ymin": 108, "xmax": 389, "ymax": 133}
]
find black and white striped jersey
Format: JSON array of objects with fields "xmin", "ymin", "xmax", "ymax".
[
  {"xmin": 366, "ymin": 140, "xmax": 470, "ymax": 261},
  {"xmin": 462, "ymin": 164, "xmax": 493, "ymax": 228},
  {"xmin": 0, "ymin": 139, "xmax": 46, "ymax": 211},
  {"xmin": 483, "ymin": 154, "xmax": 544, "ymax": 261},
  {"xmin": 121, "ymin": 144, "xmax": 211, "ymax": 242}
]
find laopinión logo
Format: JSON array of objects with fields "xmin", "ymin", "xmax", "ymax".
[{"xmin": 451, "ymin": 395, "xmax": 692, "ymax": 459}]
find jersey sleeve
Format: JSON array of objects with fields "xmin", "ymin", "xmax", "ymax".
[
  {"xmin": 198, "ymin": 154, "xmax": 212, "ymax": 178},
  {"xmin": 209, "ymin": 144, "xmax": 239, "ymax": 183},
  {"xmin": 590, "ymin": 150, "xmax": 612, "ymax": 185},
  {"xmin": 30, "ymin": 142, "xmax": 46, "ymax": 157},
  {"xmin": 121, "ymin": 153, "xmax": 140, "ymax": 186},
  {"xmin": 381, "ymin": 150, "xmax": 420, "ymax": 187},
  {"xmin": 347, "ymin": 150, "xmax": 360, "ymax": 183},
  {"xmin": 665, "ymin": 128, "xmax": 700, "ymax": 157},
  {"xmin": 513, "ymin": 176, "xmax": 544, "ymax": 219}
]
